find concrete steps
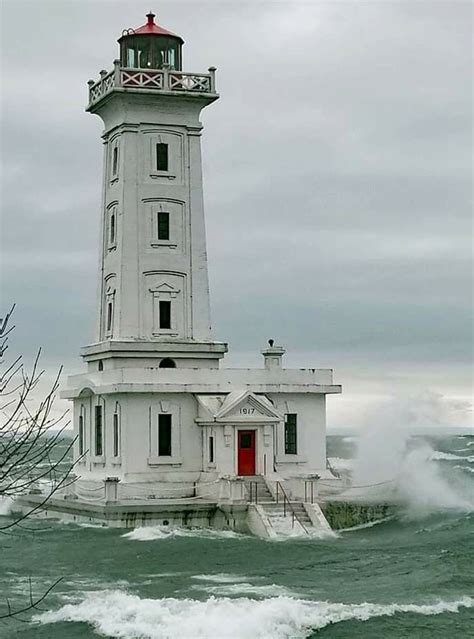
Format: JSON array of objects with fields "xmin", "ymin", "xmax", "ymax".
[{"xmin": 243, "ymin": 476, "xmax": 333, "ymax": 539}]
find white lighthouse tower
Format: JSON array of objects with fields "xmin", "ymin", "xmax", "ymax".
[
  {"xmin": 63, "ymin": 13, "xmax": 341, "ymax": 532},
  {"xmin": 87, "ymin": 12, "xmax": 226, "ymax": 367}
]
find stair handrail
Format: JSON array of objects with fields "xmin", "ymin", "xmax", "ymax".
[{"xmin": 275, "ymin": 481, "xmax": 309, "ymax": 534}]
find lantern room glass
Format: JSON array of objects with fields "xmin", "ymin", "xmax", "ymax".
[{"xmin": 121, "ymin": 36, "xmax": 182, "ymax": 70}]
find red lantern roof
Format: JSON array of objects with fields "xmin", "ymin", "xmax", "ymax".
[{"xmin": 119, "ymin": 12, "xmax": 184, "ymax": 44}]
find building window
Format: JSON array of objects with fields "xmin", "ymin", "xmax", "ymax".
[
  {"xmin": 109, "ymin": 211, "xmax": 116, "ymax": 245},
  {"xmin": 156, "ymin": 143, "xmax": 168, "ymax": 171},
  {"xmin": 78, "ymin": 414, "xmax": 85, "ymax": 455},
  {"xmin": 284, "ymin": 414, "xmax": 297, "ymax": 455},
  {"xmin": 159, "ymin": 300, "xmax": 171, "ymax": 329},
  {"xmin": 209, "ymin": 436, "xmax": 214, "ymax": 463},
  {"xmin": 112, "ymin": 145, "xmax": 119, "ymax": 176},
  {"xmin": 159, "ymin": 358, "xmax": 176, "ymax": 368},
  {"xmin": 158, "ymin": 414, "xmax": 172, "ymax": 456},
  {"xmin": 106, "ymin": 301, "xmax": 114, "ymax": 334},
  {"xmin": 157, "ymin": 212, "xmax": 170, "ymax": 240},
  {"xmin": 95, "ymin": 405, "xmax": 103, "ymax": 456},
  {"xmin": 98, "ymin": 360, "xmax": 103, "ymax": 371},
  {"xmin": 113, "ymin": 411, "xmax": 120, "ymax": 457}
]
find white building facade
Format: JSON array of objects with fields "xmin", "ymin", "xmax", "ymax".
[{"xmin": 63, "ymin": 13, "xmax": 341, "ymax": 496}]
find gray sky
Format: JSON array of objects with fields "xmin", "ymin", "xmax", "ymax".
[{"xmin": 1, "ymin": 0, "xmax": 472, "ymax": 429}]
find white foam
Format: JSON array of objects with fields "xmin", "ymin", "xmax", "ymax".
[
  {"xmin": 454, "ymin": 465, "xmax": 474, "ymax": 474},
  {"xmin": 340, "ymin": 516, "xmax": 395, "ymax": 533},
  {"xmin": 327, "ymin": 457, "xmax": 353, "ymax": 470},
  {"xmin": 35, "ymin": 591, "xmax": 474, "ymax": 639},
  {"xmin": 122, "ymin": 525, "xmax": 245, "ymax": 541},
  {"xmin": 0, "ymin": 496, "xmax": 13, "ymax": 516},
  {"xmin": 431, "ymin": 451, "xmax": 465, "ymax": 461},
  {"xmin": 193, "ymin": 583, "xmax": 297, "ymax": 598},
  {"xmin": 192, "ymin": 574, "xmax": 259, "ymax": 584}
]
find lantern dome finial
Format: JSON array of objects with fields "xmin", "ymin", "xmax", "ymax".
[{"xmin": 146, "ymin": 11, "xmax": 156, "ymax": 25}]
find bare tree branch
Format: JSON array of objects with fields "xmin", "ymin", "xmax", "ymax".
[{"xmin": 0, "ymin": 305, "xmax": 77, "ymax": 619}]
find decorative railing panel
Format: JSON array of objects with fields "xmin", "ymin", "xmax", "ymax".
[
  {"xmin": 121, "ymin": 70, "xmax": 164, "ymax": 89},
  {"xmin": 88, "ymin": 64, "xmax": 216, "ymax": 107},
  {"xmin": 169, "ymin": 72, "xmax": 211, "ymax": 92}
]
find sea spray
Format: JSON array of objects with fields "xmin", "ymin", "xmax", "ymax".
[
  {"xmin": 349, "ymin": 393, "xmax": 474, "ymax": 513},
  {"xmin": 0, "ymin": 496, "xmax": 13, "ymax": 516}
]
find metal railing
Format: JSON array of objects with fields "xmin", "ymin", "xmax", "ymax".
[
  {"xmin": 275, "ymin": 481, "xmax": 308, "ymax": 534},
  {"xmin": 88, "ymin": 61, "xmax": 217, "ymax": 107},
  {"xmin": 247, "ymin": 481, "xmax": 259, "ymax": 504}
]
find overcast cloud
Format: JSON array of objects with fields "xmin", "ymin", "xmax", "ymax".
[{"xmin": 1, "ymin": 0, "xmax": 472, "ymax": 428}]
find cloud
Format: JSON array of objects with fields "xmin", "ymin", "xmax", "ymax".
[{"xmin": 1, "ymin": 1, "xmax": 471, "ymax": 425}]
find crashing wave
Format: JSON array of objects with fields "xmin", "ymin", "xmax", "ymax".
[{"xmin": 35, "ymin": 591, "xmax": 474, "ymax": 639}]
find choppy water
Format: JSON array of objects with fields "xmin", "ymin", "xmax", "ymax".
[{"xmin": 1, "ymin": 434, "xmax": 473, "ymax": 638}]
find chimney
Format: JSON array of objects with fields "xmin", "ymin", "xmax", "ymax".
[{"xmin": 261, "ymin": 339, "xmax": 286, "ymax": 370}]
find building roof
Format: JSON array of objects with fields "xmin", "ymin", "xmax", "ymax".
[{"xmin": 119, "ymin": 12, "xmax": 184, "ymax": 44}]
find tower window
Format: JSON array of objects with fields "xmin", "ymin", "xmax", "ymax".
[
  {"xmin": 158, "ymin": 414, "xmax": 172, "ymax": 456},
  {"xmin": 284, "ymin": 414, "xmax": 297, "ymax": 455},
  {"xmin": 157, "ymin": 212, "xmax": 170, "ymax": 240},
  {"xmin": 156, "ymin": 143, "xmax": 168, "ymax": 171},
  {"xmin": 106, "ymin": 301, "xmax": 114, "ymax": 334},
  {"xmin": 159, "ymin": 300, "xmax": 171, "ymax": 329},
  {"xmin": 95, "ymin": 405, "xmax": 103, "ymax": 456},
  {"xmin": 209, "ymin": 436, "xmax": 214, "ymax": 463},
  {"xmin": 113, "ymin": 412, "xmax": 120, "ymax": 457},
  {"xmin": 110, "ymin": 212, "xmax": 116, "ymax": 245},
  {"xmin": 78, "ymin": 414, "xmax": 85, "ymax": 455},
  {"xmin": 112, "ymin": 146, "xmax": 119, "ymax": 176}
]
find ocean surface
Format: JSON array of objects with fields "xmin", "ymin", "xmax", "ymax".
[{"xmin": 1, "ymin": 433, "xmax": 473, "ymax": 638}]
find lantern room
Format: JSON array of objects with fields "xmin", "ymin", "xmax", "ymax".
[{"xmin": 119, "ymin": 12, "xmax": 184, "ymax": 71}]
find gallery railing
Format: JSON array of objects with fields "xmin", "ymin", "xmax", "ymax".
[{"xmin": 88, "ymin": 62, "xmax": 217, "ymax": 107}]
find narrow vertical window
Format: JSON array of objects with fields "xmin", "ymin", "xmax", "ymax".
[
  {"xmin": 159, "ymin": 300, "xmax": 171, "ymax": 329},
  {"xmin": 209, "ymin": 435, "xmax": 214, "ymax": 463},
  {"xmin": 106, "ymin": 301, "xmax": 113, "ymax": 333},
  {"xmin": 158, "ymin": 414, "xmax": 172, "ymax": 456},
  {"xmin": 113, "ymin": 412, "xmax": 120, "ymax": 457},
  {"xmin": 110, "ymin": 212, "xmax": 116, "ymax": 245},
  {"xmin": 95, "ymin": 405, "xmax": 103, "ymax": 456},
  {"xmin": 78, "ymin": 415, "xmax": 85, "ymax": 455},
  {"xmin": 112, "ymin": 146, "xmax": 118, "ymax": 176},
  {"xmin": 157, "ymin": 212, "xmax": 170, "ymax": 240},
  {"xmin": 284, "ymin": 414, "xmax": 297, "ymax": 455},
  {"xmin": 156, "ymin": 143, "xmax": 168, "ymax": 171}
]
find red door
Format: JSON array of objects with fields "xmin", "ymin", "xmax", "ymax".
[{"xmin": 238, "ymin": 430, "xmax": 256, "ymax": 475}]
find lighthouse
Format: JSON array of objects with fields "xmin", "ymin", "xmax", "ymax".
[{"xmin": 63, "ymin": 14, "xmax": 341, "ymax": 528}]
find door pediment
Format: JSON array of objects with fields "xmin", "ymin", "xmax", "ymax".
[{"xmin": 215, "ymin": 390, "xmax": 282, "ymax": 422}]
